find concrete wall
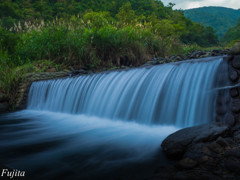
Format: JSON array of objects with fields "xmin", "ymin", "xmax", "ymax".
[
  {"xmin": 15, "ymin": 71, "xmax": 70, "ymax": 110},
  {"xmin": 2, "ymin": 55, "xmax": 240, "ymax": 128}
]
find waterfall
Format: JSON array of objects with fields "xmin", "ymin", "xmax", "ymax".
[
  {"xmin": 27, "ymin": 57, "xmax": 224, "ymax": 127},
  {"xmin": 0, "ymin": 56, "xmax": 228, "ymax": 179}
]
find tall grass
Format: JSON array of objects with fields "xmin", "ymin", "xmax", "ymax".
[{"xmin": 8, "ymin": 17, "xmax": 182, "ymax": 68}]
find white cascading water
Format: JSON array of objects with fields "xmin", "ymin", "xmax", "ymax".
[
  {"xmin": 0, "ymin": 57, "xmax": 226, "ymax": 179},
  {"xmin": 28, "ymin": 57, "xmax": 222, "ymax": 127}
]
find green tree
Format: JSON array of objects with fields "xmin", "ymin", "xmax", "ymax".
[
  {"xmin": 116, "ymin": 2, "xmax": 136, "ymax": 26},
  {"xmin": 83, "ymin": 11, "xmax": 112, "ymax": 28}
]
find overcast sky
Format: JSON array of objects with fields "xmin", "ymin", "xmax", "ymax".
[{"xmin": 161, "ymin": 0, "xmax": 240, "ymax": 10}]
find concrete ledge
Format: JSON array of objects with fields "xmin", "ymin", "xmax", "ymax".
[{"xmin": 15, "ymin": 71, "xmax": 70, "ymax": 110}]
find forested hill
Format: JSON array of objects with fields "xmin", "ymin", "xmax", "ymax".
[
  {"xmin": 184, "ymin": 7, "xmax": 240, "ymax": 38},
  {"xmin": 0, "ymin": 0, "xmax": 170, "ymax": 21},
  {"xmin": 0, "ymin": 0, "xmax": 219, "ymax": 47},
  {"xmin": 222, "ymin": 20, "xmax": 240, "ymax": 43}
]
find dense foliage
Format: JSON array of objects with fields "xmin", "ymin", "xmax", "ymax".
[
  {"xmin": 0, "ymin": 0, "xmax": 218, "ymax": 47},
  {"xmin": 221, "ymin": 19, "xmax": 240, "ymax": 44},
  {"xmin": 0, "ymin": 0, "xmax": 219, "ymax": 105},
  {"xmin": 184, "ymin": 7, "xmax": 240, "ymax": 38}
]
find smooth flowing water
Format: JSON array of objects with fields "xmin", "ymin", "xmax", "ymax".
[{"xmin": 0, "ymin": 57, "xmax": 225, "ymax": 179}]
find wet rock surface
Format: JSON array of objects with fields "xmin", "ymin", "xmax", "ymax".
[
  {"xmin": 161, "ymin": 124, "xmax": 229, "ymax": 158},
  {"xmin": 141, "ymin": 49, "xmax": 229, "ymax": 67},
  {"xmin": 231, "ymin": 41, "xmax": 240, "ymax": 55},
  {"xmin": 229, "ymin": 68, "xmax": 239, "ymax": 82},
  {"xmin": 146, "ymin": 123, "xmax": 240, "ymax": 180},
  {"xmin": 232, "ymin": 56, "xmax": 240, "ymax": 69}
]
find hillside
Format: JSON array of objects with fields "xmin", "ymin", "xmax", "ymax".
[
  {"xmin": 0, "ymin": 0, "xmax": 219, "ymax": 47},
  {"xmin": 184, "ymin": 6, "xmax": 240, "ymax": 38},
  {"xmin": 222, "ymin": 19, "xmax": 240, "ymax": 43}
]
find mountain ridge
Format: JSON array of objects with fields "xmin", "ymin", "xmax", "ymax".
[{"xmin": 184, "ymin": 6, "xmax": 240, "ymax": 38}]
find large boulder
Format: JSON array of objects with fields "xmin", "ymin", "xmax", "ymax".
[
  {"xmin": 229, "ymin": 68, "xmax": 239, "ymax": 82},
  {"xmin": 231, "ymin": 99, "xmax": 240, "ymax": 113},
  {"xmin": 161, "ymin": 124, "xmax": 229, "ymax": 159},
  {"xmin": 232, "ymin": 55, "xmax": 240, "ymax": 69},
  {"xmin": 231, "ymin": 41, "xmax": 240, "ymax": 55}
]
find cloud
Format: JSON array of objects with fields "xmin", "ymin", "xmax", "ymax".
[{"xmin": 161, "ymin": 0, "xmax": 240, "ymax": 10}]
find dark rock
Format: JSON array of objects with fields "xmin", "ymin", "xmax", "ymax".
[
  {"xmin": 234, "ymin": 133, "xmax": 240, "ymax": 143},
  {"xmin": 224, "ymin": 138, "xmax": 236, "ymax": 147},
  {"xmin": 158, "ymin": 57, "xmax": 168, "ymax": 61},
  {"xmin": 192, "ymin": 125, "xmax": 229, "ymax": 144},
  {"xmin": 229, "ymin": 68, "xmax": 239, "ymax": 82},
  {"xmin": 208, "ymin": 49, "xmax": 228, "ymax": 57},
  {"xmin": 231, "ymin": 99, "xmax": 240, "ymax": 113},
  {"xmin": 232, "ymin": 55, "xmax": 240, "ymax": 69},
  {"xmin": 225, "ymin": 114, "xmax": 235, "ymax": 127},
  {"xmin": 231, "ymin": 41, "xmax": 240, "ymax": 55},
  {"xmin": 224, "ymin": 157, "xmax": 240, "ymax": 174},
  {"xmin": 150, "ymin": 166, "xmax": 175, "ymax": 180},
  {"xmin": 207, "ymin": 141, "xmax": 224, "ymax": 154},
  {"xmin": 201, "ymin": 145, "xmax": 212, "ymax": 156},
  {"xmin": 222, "ymin": 50, "xmax": 230, "ymax": 55},
  {"xmin": 188, "ymin": 50, "xmax": 207, "ymax": 59},
  {"xmin": 168, "ymin": 55, "xmax": 175, "ymax": 60},
  {"xmin": 198, "ymin": 155, "xmax": 212, "ymax": 164},
  {"xmin": 184, "ymin": 143, "xmax": 205, "ymax": 159},
  {"xmin": 185, "ymin": 142, "xmax": 220, "ymax": 159},
  {"xmin": 176, "ymin": 158, "xmax": 197, "ymax": 169},
  {"xmin": 230, "ymin": 88, "xmax": 239, "ymax": 98},
  {"xmin": 203, "ymin": 52, "xmax": 211, "ymax": 57},
  {"xmin": 161, "ymin": 124, "xmax": 229, "ymax": 159},
  {"xmin": 216, "ymin": 95, "xmax": 229, "ymax": 105},
  {"xmin": 140, "ymin": 64, "xmax": 153, "ymax": 68},
  {"xmin": 233, "ymin": 115, "xmax": 240, "ymax": 127},
  {"xmin": 175, "ymin": 55, "xmax": 185, "ymax": 61},
  {"xmin": 225, "ymin": 147, "xmax": 240, "ymax": 158},
  {"xmin": 145, "ymin": 60, "xmax": 159, "ymax": 66},
  {"xmin": 216, "ymin": 106, "xmax": 227, "ymax": 115},
  {"xmin": 223, "ymin": 55, "xmax": 233, "ymax": 61},
  {"xmin": 174, "ymin": 170, "xmax": 222, "ymax": 180},
  {"xmin": 228, "ymin": 55, "xmax": 234, "ymax": 61},
  {"xmin": 215, "ymin": 116, "xmax": 222, "ymax": 123},
  {"xmin": 70, "ymin": 69, "xmax": 88, "ymax": 77},
  {"xmin": 211, "ymin": 49, "xmax": 220, "ymax": 53},
  {"xmin": 120, "ymin": 65, "xmax": 129, "ymax": 69}
]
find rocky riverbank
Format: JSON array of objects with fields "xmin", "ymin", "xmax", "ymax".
[
  {"xmin": 144, "ymin": 123, "xmax": 240, "ymax": 180},
  {"xmin": 142, "ymin": 49, "xmax": 229, "ymax": 66}
]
